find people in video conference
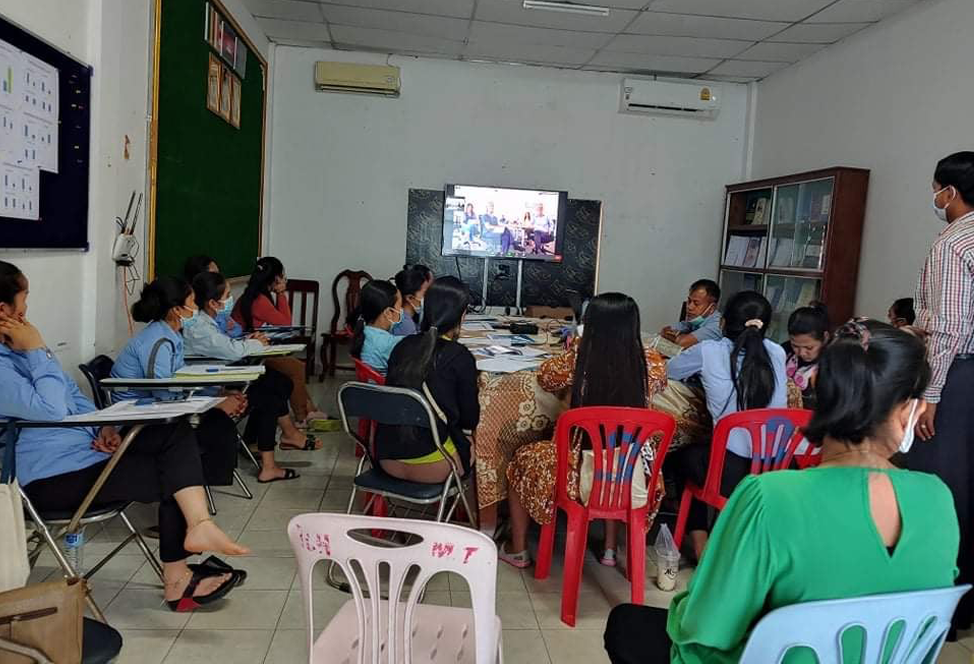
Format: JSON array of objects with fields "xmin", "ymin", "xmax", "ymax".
[{"xmin": 449, "ymin": 196, "xmax": 557, "ymax": 257}]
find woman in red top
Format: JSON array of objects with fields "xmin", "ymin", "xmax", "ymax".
[{"xmin": 233, "ymin": 257, "xmax": 328, "ymax": 427}]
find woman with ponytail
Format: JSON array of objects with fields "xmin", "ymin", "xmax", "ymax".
[
  {"xmin": 666, "ymin": 290, "xmax": 787, "ymax": 560},
  {"xmin": 391, "ymin": 265, "xmax": 430, "ymax": 337},
  {"xmin": 350, "ymin": 279, "xmax": 404, "ymax": 374},
  {"xmin": 377, "ymin": 276, "xmax": 478, "ymax": 483},
  {"xmin": 605, "ymin": 320, "xmax": 958, "ymax": 663},
  {"xmin": 0, "ymin": 263, "xmax": 248, "ymax": 613}
]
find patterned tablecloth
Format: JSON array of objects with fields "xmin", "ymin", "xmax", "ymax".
[{"xmin": 472, "ymin": 370, "xmax": 716, "ymax": 509}]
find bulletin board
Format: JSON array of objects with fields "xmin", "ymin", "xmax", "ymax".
[
  {"xmin": 0, "ymin": 13, "xmax": 92, "ymax": 250},
  {"xmin": 148, "ymin": 0, "xmax": 266, "ymax": 279}
]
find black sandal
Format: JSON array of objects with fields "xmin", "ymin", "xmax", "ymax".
[
  {"xmin": 257, "ymin": 467, "xmax": 300, "ymax": 484},
  {"xmin": 189, "ymin": 555, "xmax": 248, "ymax": 587},
  {"xmin": 279, "ymin": 435, "xmax": 320, "ymax": 452},
  {"xmin": 165, "ymin": 568, "xmax": 238, "ymax": 612}
]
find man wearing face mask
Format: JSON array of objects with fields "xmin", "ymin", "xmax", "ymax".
[
  {"xmin": 906, "ymin": 150, "xmax": 974, "ymax": 634},
  {"xmin": 661, "ymin": 279, "xmax": 722, "ymax": 349}
]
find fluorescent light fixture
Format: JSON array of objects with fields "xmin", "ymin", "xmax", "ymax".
[{"xmin": 522, "ymin": 0, "xmax": 610, "ymax": 17}]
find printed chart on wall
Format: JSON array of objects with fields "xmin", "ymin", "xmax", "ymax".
[{"xmin": 0, "ymin": 39, "xmax": 57, "ymax": 220}]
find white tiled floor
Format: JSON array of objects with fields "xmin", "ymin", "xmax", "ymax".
[{"xmin": 26, "ymin": 380, "xmax": 974, "ymax": 663}]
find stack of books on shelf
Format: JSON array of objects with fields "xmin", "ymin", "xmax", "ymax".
[
  {"xmin": 766, "ymin": 279, "xmax": 818, "ymax": 314},
  {"xmin": 724, "ymin": 236, "xmax": 767, "ymax": 268},
  {"xmin": 743, "ymin": 196, "xmax": 770, "ymax": 225},
  {"xmin": 767, "ymin": 236, "xmax": 824, "ymax": 270}
]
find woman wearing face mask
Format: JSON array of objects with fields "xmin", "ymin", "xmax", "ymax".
[
  {"xmin": 784, "ymin": 302, "xmax": 830, "ymax": 410},
  {"xmin": 905, "ymin": 150, "xmax": 974, "ymax": 633},
  {"xmin": 183, "ymin": 255, "xmax": 244, "ymax": 339},
  {"xmin": 0, "ymin": 263, "xmax": 249, "ymax": 613},
  {"xmin": 391, "ymin": 265, "xmax": 430, "ymax": 336},
  {"xmin": 604, "ymin": 320, "xmax": 958, "ymax": 664},
  {"xmin": 185, "ymin": 271, "xmax": 323, "ymax": 482},
  {"xmin": 350, "ymin": 280, "xmax": 404, "ymax": 374}
]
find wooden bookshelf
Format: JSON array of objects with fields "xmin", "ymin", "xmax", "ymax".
[{"xmin": 718, "ymin": 167, "xmax": 870, "ymax": 342}]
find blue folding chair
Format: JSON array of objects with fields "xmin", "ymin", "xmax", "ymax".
[{"xmin": 739, "ymin": 585, "xmax": 971, "ymax": 663}]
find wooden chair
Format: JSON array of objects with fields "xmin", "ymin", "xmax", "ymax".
[
  {"xmin": 285, "ymin": 278, "xmax": 320, "ymax": 379},
  {"xmin": 319, "ymin": 270, "xmax": 372, "ymax": 380}
]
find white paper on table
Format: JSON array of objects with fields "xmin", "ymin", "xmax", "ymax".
[
  {"xmin": 60, "ymin": 397, "xmax": 223, "ymax": 423},
  {"xmin": 251, "ymin": 343, "xmax": 306, "ymax": 356},
  {"xmin": 174, "ymin": 364, "xmax": 266, "ymax": 376},
  {"xmin": 485, "ymin": 334, "xmax": 539, "ymax": 346},
  {"xmin": 476, "ymin": 356, "xmax": 544, "ymax": 373},
  {"xmin": 464, "ymin": 315, "xmax": 499, "ymax": 322},
  {"xmin": 461, "ymin": 322, "xmax": 494, "ymax": 332},
  {"xmin": 457, "ymin": 337, "xmax": 491, "ymax": 347}
]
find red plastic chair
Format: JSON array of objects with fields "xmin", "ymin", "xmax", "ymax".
[
  {"xmin": 353, "ymin": 359, "xmax": 387, "ymax": 522},
  {"xmin": 673, "ymin": 408, "xmax": 813, "ymax": 549},
  {"xmin": 534, "ymin": 407, "xmax": 676, "ymax": 627}
]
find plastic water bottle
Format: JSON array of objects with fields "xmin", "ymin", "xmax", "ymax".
[{"xmin": 62, "ymin": 529, "xmax": 85, "ymax": 576}]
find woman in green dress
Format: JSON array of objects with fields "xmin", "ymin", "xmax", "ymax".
[{"xmin": 604, "ymin": 319, "xmax": 960, "ymax": 663}]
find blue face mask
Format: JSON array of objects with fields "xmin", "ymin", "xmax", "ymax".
[
  {"xmin": 687, "ymin": 303, "xmax": 716, "ymax": 329},
  {"xmin": 220, "ymin": 295, "xmax": 234, "ymax": 316},
  {"xmin": 180, "ymin": 307, "xmax": 200, "ymax": 328}
]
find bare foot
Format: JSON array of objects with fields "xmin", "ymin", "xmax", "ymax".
[
  {"xmin": 164, "ymin": 569, "xmax": 233, "ymax": 601},
  {"xmin": 258, "ymin": 465, "xmax": 290, "ymax": 482},
  {"xmin": 280, "ymin": 433, "xmax": 322, "ymax": 450},
  {"xmin": 184, "ymin": 518, "xmax": 250, "ymax": 557}
]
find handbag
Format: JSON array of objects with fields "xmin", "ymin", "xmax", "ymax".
[
  {"xmin": 579, "ymin": 449, "xmax": 648, "ymax": 509},
  {"xmin": 0, "ymin": 577, "xmax": 85, "ymax": 664},
  {"xmin": 0, "ymin": 426, "xmax": 29, "ymax": 594}
]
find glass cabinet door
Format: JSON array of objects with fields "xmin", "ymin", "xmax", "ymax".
[
  {"xmin": 765, "ymin": 274, "xmax": 822, "ymax": 342},
  {"xmin": 719, "ymin": 270, "xmax": 764, "ymax": 310},
  {"xmin": 768, "ymin": 178, "xmax": 834, "ymax": 271}
]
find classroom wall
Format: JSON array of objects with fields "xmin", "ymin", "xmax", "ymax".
[
  {"xmin": 751, "ymin": 0, "xmax": 967, "ymax": 319},
  {"xmin": 267, "ymin": 47, "xmax": 751, "ymax": 332},
  {"xmin": 0, "ymin": 0, "xmax": 266, "ymax": 378}
]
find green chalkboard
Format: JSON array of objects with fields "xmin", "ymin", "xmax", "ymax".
[{"xmin": 150, "ymin": 0, "xmax": 264, "ymax": 280}]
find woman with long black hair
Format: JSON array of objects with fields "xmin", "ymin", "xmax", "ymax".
[
  {"xmin": 501, "ymin": 293, "xmax": 668, "ymax": 568},
  {"xmin": 666, "ymin": 290, "xmax": 787, "ymax": 560},
  {"xmin": 350, "ymin": 280, "xmax": 404, "ymax": 374},
  {"xmin": 377, "ymin": 276, "xmax": 479, "ymax": 484}
]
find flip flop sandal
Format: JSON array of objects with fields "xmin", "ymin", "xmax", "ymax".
[
  {"xmin": 257, "ymin": 467, "xmax": 301, "ymax": 484},
  {"xmin": 279, "ymin": 435, "xmax": 320, "ymax": 451},
  {"xmin": 189, "ymin": 555, "xmax": 248, "ymax": 587},
  {"xmin": 166, "ymin": 568, "xmax": 239, "ymax": 612}
]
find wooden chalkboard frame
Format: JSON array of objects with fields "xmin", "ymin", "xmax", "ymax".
[
  {"xmin": 0, "ymin": 13, "xmax": 92, "ymax": 250},
  {"xmin": 147, "ymin": 0, "xmax": 267, "ymax": 279}
]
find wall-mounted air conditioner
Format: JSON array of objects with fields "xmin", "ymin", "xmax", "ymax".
[
  {"xmin": 314, "ymin": 62, "xmax": 401, "ymax": 97},
  {"xmin": 621, "ymin": 79, "xmax": 720, "ymax": 119}
]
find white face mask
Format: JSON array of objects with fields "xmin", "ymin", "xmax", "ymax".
[
  {"xmin": 932, "ymin": 186, "xmax": 953, "ymax": 223},
  {"xmin": 898, "ymin": 399, "xmax": 920, "ymax": 455}
]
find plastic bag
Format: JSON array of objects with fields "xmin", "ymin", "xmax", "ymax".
[{"xmin": 654, "ymin": 524, "xmax": 680, "ymax": 591}]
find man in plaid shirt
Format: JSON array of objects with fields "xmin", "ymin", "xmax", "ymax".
[{"xmin": 907, "ymin": 151, "xmax": 974, "ymax": 633}]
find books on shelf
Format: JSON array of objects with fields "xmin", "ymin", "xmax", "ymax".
[
  {"xmin": 771, "ymin": 238, "xmax": 794, "ymax": 267},
  {"xmin": 777, "ymin": 195, "xmax": 795, "ymax": 224},
  {"xmin": 724, "ymin": 235, "xmax": 749, "ymax": 266},
  {"xmin": 742, "ymin": 238, "xmax": 761, "ymax": 268},
  {"xmin": 753, "ymin": 198, "xmax": 768, "ymax": 225}
]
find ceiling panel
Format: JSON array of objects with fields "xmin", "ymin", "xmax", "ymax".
[
  {"xmin": 626, "ymin": 12, "xmax": 788, "ymax": 41},
  {"xmin": 806, "ymin": 0, "xmax": 921, "ymax": 23},
  {"xmin": 589, "ymin": 50, "xmax": 722, "ymax": 73},
  {"xmin": 319, "ymin": 0, "xmax": 475, "ymax": 19},
  {"xmin": 604, "ymin": 34, "xmax": 751, "ymax": 59},
  {"xmin": 475, "ymin": 0, "xmax": 637, "ymax": 33},
  {"xmin": 465, "ymin": 41, "xmax": 597, "ymax": 66},
  {"xmin": 257, "ymin": 17, "xmax": 331, "ymax": 41},
  {"xmin": 703, "ymin": 74, "xmax": 760, "ymax": 83},
  {"xmin": 769, "ymin": 22, "xmax": 871, "ymax": 43},
  {"xmin": 645, "ymin": 0, "xmax": 835, "ymax": 22},
  {"xmin": 318, "ymin": 5, "xmax": 470, "ymax": 39},
  {"xmin": 734, "ymin": 41, "xmax": 826, "ymax": 62},
  {"xmin": 708, "ymin": 59, "xmax": 789, "ymax": 77},
  {"xmin": 468, "ymin": 22, "xmax": 615, "ymax": 50},
  {"xmin": 330, "ymin": 25, "xmax": 466, "ymax": 55},
  {"xmin": 243, "ymin": 0, "xmax": 323, "ymax": 22}
]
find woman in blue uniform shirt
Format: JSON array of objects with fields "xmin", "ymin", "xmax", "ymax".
[{"xmin": 0, "ymin": 261, "xmax": 248, "ymax": 612}]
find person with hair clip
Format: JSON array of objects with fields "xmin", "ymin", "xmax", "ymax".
[
  {"xmin": 908, "ymin": 150, "xmax": 974, "ymax": 632},
  {"xmin": 391, "ymin": 265, "xmax": 430, "ymax": 337},
  {"xmin": 665, "ymin": 290, "xmax": 787, "ymax": 561},
  {"xmin": 378, "ymin": 276, "xmax": 478, "ymax": 483},
  {"xmin": 501, "ymin": 293, "xmax": 669, "ymax": 569},
  {"xmin": 185, "ymin": 271, "xmax": 323, "ymax": 482},
  {"xmin": 0, "ymin": 262, "xmax": 250, "ymax": 612},
  {"xmin": 784, "ymin": 302, "xmax": 830, "ymax": 410},
  {"xmin": 604, "ymin": 320, "xmax": 959, "ymax": 664},
  {"xmin": 350, "ymin": 280, "xmax": 404, "ymax": 374},
  {"xmin": 888, "ymin": 297, "xmax": 916, "ymax": 328},
  {"xmin": 183, "ymin": 255, "xmax": 244, "ymax": 339},
  {"xmin": 232, "ymin": 257, "xmax": 330, "ymax": 427}
]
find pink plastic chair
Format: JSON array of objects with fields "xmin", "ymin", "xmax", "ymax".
[
  {"xmin": 288, "ymin": 513, "xmax": 503, "ymax": 663},
  {"xmin": 534, "ymin": 407, "xmax": 676, "ymax": 627},
  {"xmin": 673, "ymin": 408, "xmax": 812, "ymax": 549}
]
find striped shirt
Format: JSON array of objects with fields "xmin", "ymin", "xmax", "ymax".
[{"xmin": 915, "ymin": 211, "xmax": 974, "ymax": 403}]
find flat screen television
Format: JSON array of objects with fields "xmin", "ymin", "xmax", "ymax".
[{"xmin": 441, "ymin": 184, "xmax": 567, "ymax": 261}]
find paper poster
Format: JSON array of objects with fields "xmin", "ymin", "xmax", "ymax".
[{"xmin": 0, "ymin": 39, "xmax": 59, "ymax": 220}]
